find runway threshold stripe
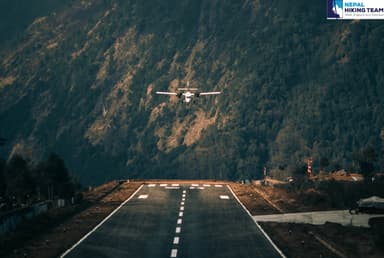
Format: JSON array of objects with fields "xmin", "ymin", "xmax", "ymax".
[
  {"xmin": 227, "ymin": 185, "xmax": 287, "ymax": 258},
  {"xmin": 166, "ymin": 186, "xmax": 180, "ymax": 189},
  {"xmin": 60, "ymin": 184, "xmax": 145, "ymax": 258}
]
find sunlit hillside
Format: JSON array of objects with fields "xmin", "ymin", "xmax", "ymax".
[{"xmin": 0, "ymin": 0, "xmax": 383, "ymax": 184}]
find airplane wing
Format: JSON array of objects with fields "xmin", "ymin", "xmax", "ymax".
[
  {"xmin": 156, "ymin": 92, "xmax": 178, "ymax": 96},
  {"xmin": 198, "ymin": 92, "xmax": 221, "ymax": 96}
]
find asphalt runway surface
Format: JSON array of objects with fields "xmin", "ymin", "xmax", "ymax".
[{"xmin": 61, "ymin": 183, "xmax": 284, "ymax": 258}]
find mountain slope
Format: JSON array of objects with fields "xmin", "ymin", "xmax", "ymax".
[{"xmin": 0, "ymin": 0, "xmax": 383, "ymax": 184}]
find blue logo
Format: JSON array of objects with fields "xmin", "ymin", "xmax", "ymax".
[{"xmin": 327, "ymin": 0, "xmax": 343, "ymax": 18}]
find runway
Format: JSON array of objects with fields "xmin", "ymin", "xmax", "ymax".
[{"xmin": 61, "ymin": 183, "xmax": 284, "ymax": 258}]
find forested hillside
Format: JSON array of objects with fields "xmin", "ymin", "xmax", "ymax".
[
  {"xmin": 0, "ymin": 0, "xmax": 383, "ymax": 184},
  {"xmin": 0, "ymin": 0, "xmax": 72, "ymax": 48}
]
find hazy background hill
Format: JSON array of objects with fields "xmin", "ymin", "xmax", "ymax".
[{"xmin": 0, "ymin": 0, "xmax": 383, "ymax": 185}]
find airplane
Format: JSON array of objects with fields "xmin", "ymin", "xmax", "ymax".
[{"xmin": 156, "ymin": 81, "xmax": 221, "ymax": 103}]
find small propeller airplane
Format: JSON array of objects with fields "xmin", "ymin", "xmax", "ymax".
[{"xmin": 156, "ymin": 81, "xmax": 221, "ymax": 103}]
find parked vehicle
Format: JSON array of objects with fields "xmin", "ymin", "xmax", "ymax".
[{"xmin": 349, "ymin": 196, "xmax": 384, "ymax": 214}]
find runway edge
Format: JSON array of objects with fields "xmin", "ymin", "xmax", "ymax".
[
  {"xmin": 227, "ymin": 185, "xmax": 287, "ymax": 258},
  {"xmin": 60, "ymin": 184, "xmax": 145, "ymax": 258}
]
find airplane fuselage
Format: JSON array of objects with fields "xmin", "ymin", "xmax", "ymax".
[{"xmin": 183, "ymin": 92, "xmax": 193, "ymax": 103}]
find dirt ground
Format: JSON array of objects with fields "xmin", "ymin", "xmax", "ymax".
[
  {"xmin": 231, "ymin": 183, "xmax": 384, "ymax": 258},
  {"xmin": 1, "ymin": 180, "xmax": 383, "ymax": 258},
  {"xmin": 1, "ymin": 180, "xmax": 143, "ymax": 258}
]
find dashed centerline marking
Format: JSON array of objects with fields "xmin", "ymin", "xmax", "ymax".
[
  {"xmin": 168, "ymin": 189, "xmax": 187, "ymax": 258},
  {"xmin": 219, "ymin": 195, "xmax": 230, "ymax": 200},
  {"xmin": 138, "ymin": 195, "xmax": 148, "ymax": 199},
  {"xmin": 171, "ymin": 249, "xmax": 178, "ymax": 257}
]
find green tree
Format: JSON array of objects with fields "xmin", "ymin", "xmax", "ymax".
[
  {"xmin": 355, "ymin": 146, "xmax": 377, "ymax": 177},
  {"xmin": 319, "ymin": 157, "xmax": 330, "ymax": 171},
  {"xmin": 5, "ymin": 155, "xmax": 34, "ymax": 203},
  {"xmin": 37, "ymin": 153, "xmax": 74, "ymax": 199},
  {"xmin": 0, "ymin": 158, "xmax": 5, "ymax": 197}
]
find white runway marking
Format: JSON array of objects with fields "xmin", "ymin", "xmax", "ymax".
[
  {"xmin": 182, "ymin": 194, "xmax": 186, "ymax": 198},
  {"xmin": 147, "ymin": 184, "xmax": 156, "ymax": 187},
  {"xmin": 180, "ymin": 206, "xmax": 184, "ymax": 211},
  {"xmin": 180, "ymin": 201, "xmax": 185, "ymax": 205},
  {"xmin": 192, "ymin": 184, "xmax": 199, "ymax": 187},
  {"xmin": 171, "ymin": 249, "xmax": 178, "ymax": 257},
  {"xmin": 203, "ymin": 184, "xmax": 211, "ymax": 187},
  {"xmin": 182, "ymin": 198, "xmax": 185, "ymax": 202},
  {"xmin": 189, "ymin": 186, "xmax": 195, "ymax": 189},
  {"xmin": 160, "ymin": 183, "xmax": 167, "ymax": 187},
  {"xmin": 198, "ymin": 187, "xmax": 205, "ymax": 190},
  {"xmin": 173, "ymin": 237, "xmax": 180, "ymax": 244},
  {"xmin": 165, "ymin": 186, "xmax": 180, "ymax": 190},
  {"xmin": 183, "ymin": 190, "xmax": 186, "ymax": 193},
  {"xmin": 179, "ymin": 212, "xmax": 184, "ymax": 217},
  {"xmin": 177, "ymin": 218, "xmax": 183, "ymax": 224},
  {"xmin": 172, "ymin": 183, "xmax": 180, "ymax": 187},
  {"xmin": 215, "ymin": 184, "xmax": 223, "ymax": 187},
  {"xmin": 138, "ymin": 195, "xmax": 148, "ymax": 199},
  {"xmin": 219, "ymin": 195, "xmax": 230, "ymax": 200},
  {"xmin": 175, "ymin": 227, "xmax": 181, "ymax": 233},
  {"xmin": 60, "ymin": 185, "xmax": 144, "ymax": 258},
  {"xmin": 227, "ymin": 185, "xmax": 286, "ymax": 258}
]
